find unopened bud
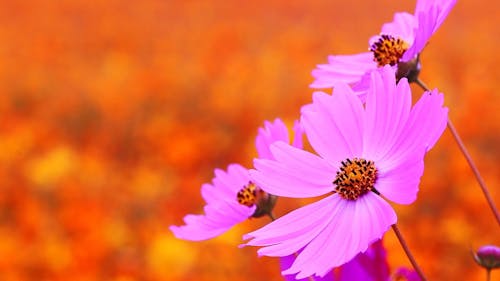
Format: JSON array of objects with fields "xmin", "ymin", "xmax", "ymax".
[{"xmin": 473, "ymin": 245, "xmax": 500, "ymax": 270}]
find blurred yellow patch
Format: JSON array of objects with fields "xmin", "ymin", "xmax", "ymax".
[
  {"xmin": 147, "ymin": 235, "xmax": 197, "ymax": 279},
  {"xmin": 25, "ymin": 146, "xmax": 76, "ymax": 189}
]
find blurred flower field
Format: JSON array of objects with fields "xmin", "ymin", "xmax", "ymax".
[{"xmin": 0, "ymin": 0, "xmax": 498, "ymax": 280}]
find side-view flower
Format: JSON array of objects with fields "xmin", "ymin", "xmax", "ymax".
[
  {"xmin": 244, "ymin": 66, "xmax": 448, "ymax": 278},
  {"xmin": 169, "ymin": 118, "xmax": 302, "ymax": 241},
  {"xmin": 310, "ymin": 0, "xmax": 456, "ymax": 95}
]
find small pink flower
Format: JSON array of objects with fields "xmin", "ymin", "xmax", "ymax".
[
  {"xmin": 311, "ymin": 0, "xmax": 456, "ymax": 96},
  {"xmin": 170, "ymin": 118, "xmax": 302, "ymax": 241},
  {"xmin": 244, "ymin": 66, "xmax": 448, "ymax": 278}
]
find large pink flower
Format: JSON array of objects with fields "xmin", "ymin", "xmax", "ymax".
[
  {"xmin": 311, "ymin": 0, "xmax": 456, "ymax": 95},
  {"xmin": 244, "ymin": 66, "xmax": 448, "ymax": 278},
  {"xmin": 170, "ymin": 118, "xmax": 302, "ymax": 241}
]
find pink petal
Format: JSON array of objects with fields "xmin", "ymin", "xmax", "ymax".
[
  {"xmin": 380, "ymin": 89, "xmax": 447, "ymax": 164},
  {"xmin": 171, "ymin": 164, "xmax": 255, "ymax": 241},
  {"xmin": 373, "ymin": 12, "xmax": 416, "ymax": 45},
  {"xmin": 310, "ymin": 52, "xmax": 376, "ymax": 89},
  {"xmin": 170, "ymin": 200, "xmax": 254, "ymax": 241},
  {"xmin": 362, "ymin": 67, "xmax": 411, "ymax": 162},
  {"xmin": 170, "ymin": 215, "xmax": 230, "ymax": 241},
  {"xmin": 302, "ymin": 88, "xmax": 364, "ymax": 165},
  {"xmin": 291, "ymin": 119, "xmax": 304, "ymax": 149},
  {"xmin": 403, "ymin": 6, "xmax": 438, "ymax": 61},
  {"xmin": 243, "ymin": 195, "xmax": 339, "ymax": 256},
  {"xmin": 415, "ymin": 0, "xmax": 457, "ymax": 30},
  {"xmin": 255, "ymin": 118, "xmax": 290, "ymax": 160},
  {"xmin": 375, "ymin": 151, "xmax": 425, "ymax": 205},
  {"xmin": 404, "ymin": 0, "xmax": 457, "ymax": 61},
  {"xmin": 251, "ymin": 141, "xmax": 336, "ymax": 198},
  {"xmin": 212, "ymin": 164, "xmax": 250, "ymax": 197},
  {"xmin": 283, "ymin": 193, "xmax": 396, "ymax": 278}
]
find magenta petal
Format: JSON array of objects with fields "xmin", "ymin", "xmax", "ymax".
[
  {"xmin": 403, "ymin": 5, "xmax": 438, "ymax": 61},
  {"xmin": 291, "ymin": 120, "xmax": 304, "ymax": 149},
  {"xmin": 171, "ymin": 164, "xmax": 255, "ymax": 241},
  {"xmin": 251, "ymin": 142, "xmax": 336, "ymax": 198},
  {"xmin": 382, "ymin": 89, "xmax": 447, "ymax": 163},
  {"xmin": 362, "ymin": 66, "xmax": 411, "ymax": 162},
  {"xmin": 256, "ymin": 118, "xmax": 290, "ymax": 160},
  {"xmin": 302, "ymin": 88, "xmax": 364, "ymax": 165},
  {"xmin": 244, "ymin": 195, "xmax": 340, "ymax": 256},
  {"xmin": 310, "ymin": 52, "xmax": 376, "ymax": 89},
  {"xmin": 415, "ymin": 0, "xmax": 457, "ymax": 31},
  {"xmin": 375, "ymin": 12, "xmax": 416, "ymax": 45},
  {"xmin": 375, "ymin": 151, "xmax": 425, "ymax": 205},
  {"xmin": 170, "ymin": 215, "xmax": 229, "ymax": 241},
  {"xmin": 282, "ymin": 194, "xmax": 396, "ymax": 279},
  {"xmin": 281, "ymin": 254, "xmax": 336, "ymax": 281}
]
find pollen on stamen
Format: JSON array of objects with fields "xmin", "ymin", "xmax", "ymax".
[
  {"xmin": 370, "ymin": 34, "xmax": 409, "ymax": 67},
  {"xmin": 333, "ymin": 158, "xmax": 378, "ymax": 200},
  {"xmin": 237, "ymin": 181, "xmax": 258, "ymax": 207}
]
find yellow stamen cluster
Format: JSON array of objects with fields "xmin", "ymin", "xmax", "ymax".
[
  {"xmin": 237, "ymin": 182, "xmax": 259, "ymax": 207},
  {"xmin": 370, "ymin": 34, "xmax": 409, "ymax": 67},
  {"xmin": 333, "ymin": 158, "xmax": 378, "ymax": 200}
]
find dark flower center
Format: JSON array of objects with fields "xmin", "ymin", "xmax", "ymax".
[
  {"xmin": 370, "ymin": 34, "xmax": 409, "ymax": 67},
  {"xmin": 237, "ymin": 182, "xmax": 260, "ymax": 207},
  {"xmin": 333, "ymin": 158, "xmax": 378, "ymax": 200}
]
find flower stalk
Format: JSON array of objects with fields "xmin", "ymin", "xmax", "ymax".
[
  {"xmin": 414, "ymin": 78, "xmax": 500, "ymax": 226},
  {"xmin": 391, "ymin": 224, "xmax": 427, "ymax": 281}
]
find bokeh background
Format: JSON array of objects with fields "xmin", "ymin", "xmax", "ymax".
[{"xmin": 0, "ymin": 0, "xmax": 498, "ymax": 280}]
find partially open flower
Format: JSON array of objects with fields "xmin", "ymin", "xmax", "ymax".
[
  {"xmin": 473, "ymin": 245, "xmax": 500, "ymax": 270},
  {"xmin": 311, "ymin": 0, "xmax": 456, "ymax": 98},
  {"xmin": 170, "ymin": 118, "xmax": 303, "ymax": 241}
]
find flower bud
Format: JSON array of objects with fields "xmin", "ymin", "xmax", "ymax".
[{"xmin": 473, "ymin": 245, "xmax": 500, "ymax": 270}]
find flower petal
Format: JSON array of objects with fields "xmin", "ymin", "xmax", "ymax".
[
  {"xmin": 251, "ymin": 141, "xmax": 336, "ymax": 198},
  {"xmin": 375, "ymin": 150, "xmax": 425, "ymax": 205},
  {"xmin": 310, "ymin": 52, "xmax": 376, "ymax": 89},
  {"xmin": 372, "ymin": 12, "xmax": 416, "ymax": 45},
  {"xmin": 283, "ymin": 193, "xmax": 396, "ymax": 279},
  {"xmin": 171, "ymin": 164, "xmax": 255, "ymax": 241},
  {"xmin": 243, "ymin": 195, "xmax": 339, "ymax": 255},
  {"xmin": 404, "ymin": 0, "xmax": 457, "ymax": 61},
  {"xmin": 255, "ymin": 118, "xmax": 289, "ymax": 160},
  {"xmin": 362, "ymin": 67, "xmax": 411, "ymax": 162},
  {"xmin": 170, "ymin": 200, "xmax": 254, "ymax": 241},
  {"xmin": 302, "ymin": 87, "xmax": 364, "ymax": 165},
  {"xmin": 380, "ymin": 89, "xmax": 447, "ymax": 165}
]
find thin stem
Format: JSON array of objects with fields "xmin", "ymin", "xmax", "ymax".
[
  {"xmin": 267, "ymin": 213, "xmax": 316, "ymax": 281},
  {"xmin": 392, "ymin": 224, "xmax": 428, "ymax": 281},
  {"xmin": 486, "ymin": 268, "xmax": 491, "ymax": 281},
  {"xmin": 414, "ymin": 78, "xmax": 500, "ymax": 226}
]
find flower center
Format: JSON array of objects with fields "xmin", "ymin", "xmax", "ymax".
[
  {"xmin": 370, "ymin": 34, "xmax": 409, "ymax": 67},
  {"xmin": 333, "ymin": 158, "xmax": 378, "ymax": 200},
  {"xmin": 237, "ymin": 181, "xmax": 261, "ymax": 207}
]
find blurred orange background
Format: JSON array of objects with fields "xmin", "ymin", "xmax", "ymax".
[{"xmin": 0, "ymin": 0, "xmax": 498, "ymax": 280}]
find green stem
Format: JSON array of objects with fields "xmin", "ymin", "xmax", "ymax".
[{"xmin": 414, "ymin": 78, "xmax": 500, "ymax": 226}]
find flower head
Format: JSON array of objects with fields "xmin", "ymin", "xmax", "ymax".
[
  {"xmin": 244, "ymin": 66, "xmax": 448, "ymax": 278},
  {"xmin": 311, "ymin": 0, "xmax": 456, "ymax": 95},
  {"xmin": 473, "ymin": 245, "xmax": 500, "ymax": 271},
  {"xmin": 170, "ymin": 118, "xmax": 303, "ymax": 241}
]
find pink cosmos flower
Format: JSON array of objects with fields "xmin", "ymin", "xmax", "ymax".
[
  {"xmin": 311, "ymin": 0, "xmax": 456, "ymax": 95},
  {"xmin": 244, "ymin": 66, "xmax": 448, "ymax": 278},
  {"xmin": 170, "ymin": 118, "xmax": 302, "ymax": 241}
]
